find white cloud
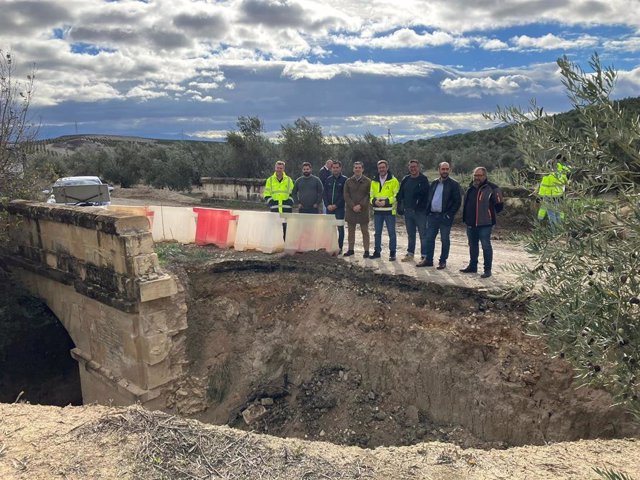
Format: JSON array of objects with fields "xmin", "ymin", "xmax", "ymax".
[
  {"xmin": 441, "ymin": 75, "xmax": 533, "ymax": 98},
  {"xmin": 188, "ymin": 129, "xmax": 229, "ymax": 140},
  {"xmin": 126, "ymin": 86, "xmax": 169, "ymax": 101},
  {"xmin": 603, "ymin": 36, "xmax": 640, "ymax": 52},
  {"xmin": 334, "ymin": 28, "xmax": 471, "ymax": 50},
  {"xmin": 190, "ymin": 94, "xmax": 226, "ymax": 103},
  {"xmin": 479, "ymin": 38, "xmax": 509, "ymax": 51},
  {"xmin": 188, "ymin": 81, "xmax": 220, "ymax": 90},
  {"xmin": 510, "ymin": 33, "xmax": 600, "ymax": 50},
  {"xmin": 281, "ymin": 59, "xmax": 436, "ymax": 80}
]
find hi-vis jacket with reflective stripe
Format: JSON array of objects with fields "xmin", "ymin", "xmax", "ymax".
[
  {"xmin": 264, "ymin": 173, "xmax": 294, "ymax": 213},
  {"xmin": 537, "ymin": 162, "xmax": 569, "ymax": 220},
  {"xmin": 370, "ymin": 173, "xmax": 400, "ymax": 215},
  {"xmin": 538, "ymin": 162, "xmax": 568, "ymax": 197}
]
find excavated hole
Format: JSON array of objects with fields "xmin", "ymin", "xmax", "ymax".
[{"xmin": 169, "ymin": 251, "xmax": 638, "ymax": 449}]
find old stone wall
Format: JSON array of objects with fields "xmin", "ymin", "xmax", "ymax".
[
  {"xmin": 2, "ymin": 201, "xmax": 186, "ymax": 406},
  {"xmin": 200, "ymin": 177, "xmax": 265, "ymax": 202}
]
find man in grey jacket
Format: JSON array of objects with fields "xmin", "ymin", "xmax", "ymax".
[{"xmin": 292, "ymin": 162, "xmax": 324, "ymax": 213}]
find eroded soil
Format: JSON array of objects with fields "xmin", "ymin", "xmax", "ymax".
[{"xmin": 163, "ymin": 252, "xmax": 638, "ymax": 450}]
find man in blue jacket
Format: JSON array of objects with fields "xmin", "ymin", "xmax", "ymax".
[
  {"xmin": 421, "ymin": 162, "xmax": 462, "ymax": 269},
  {"xmin": 460, "ymin": 167, "xmax": 504, "ymax": 278},
  {"xmin": 396, "ymin": 159, "xmax": 429, "ymax": 264},
  {"xmin": 324, "ymin": 160, "xmax": 348, "ymax": 253}
]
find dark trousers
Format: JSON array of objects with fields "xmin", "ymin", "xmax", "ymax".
[
  {"xmin": 425, "ymin": 213, "xmax": 452, "ymax": 263},
  {"xmin": 326, "ymin": 209, "xmax": 345, "ymax": 249},
  {"xmin": 299, "ymin": 207, "xmax": 319, "ymax": 214},
  {"xmin": 404, "ymin": 209, "xmax": 427, "ymax": 257},
  {"xmin": 466, "ymin": 225, "xmax": 493, "ymax": 272}
]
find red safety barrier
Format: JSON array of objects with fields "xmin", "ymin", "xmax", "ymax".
[{"xmin": 193, "ymin": 208, "xmax": 237, "ymax": 247}]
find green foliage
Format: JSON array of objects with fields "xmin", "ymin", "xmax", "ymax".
[
  {"xmin": 335, "ymin": 132, "xmax": 389, "ymax": 175},
  {"xmin": 491, "ymin": 53, "xmax": 640, "ymax": 418},
  {"xmin": 226, "ymin": 116, "xmax": 274, "ymax": 178},
  {"xmin": 279, "ymin": 117, "xmax": 329, "ymax": 170},
  {"xmin": 155, "ymin": 242, "xmax": 219, "ymax": 265},
  {"xmin": 593, "ymin": 467, "xmax": 635, "ymax": 480}
]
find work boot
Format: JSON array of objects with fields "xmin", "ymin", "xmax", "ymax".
[
  {"xmin": 363, "ymin": 251, "xmax": 370, "ymax": 258},
  {"xmin": 460, "ymin": 265, "xmax": 477, "ymax": 273},
  {"xmin": 401, "ymin": 254, "xmax": 414, "ymax": 263},
  {"xmin": 481, "ymin": 270, "xmax": 492, "ymax": 278},
  {"xmin": 343, "ymin": 250, "xmax": 355, "ymax": 257},
  {"xmin": 437, "ymin": 261, "xmax": 447, "ymax": 270},
  {"xmin": 389, "ymin": 254, "xmax": 397, "ymax": 261},
  {"xmin": 370, "ymin": 251, "xmax": 381, "ymax": 259}
]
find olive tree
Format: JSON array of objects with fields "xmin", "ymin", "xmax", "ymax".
[
  {"xmin": 279, "ymin": 117, "xmax": 329, "ymax": 170},
  {"xmin": 226, "ymin": 116, "xmax": 274, "ymax": 178},
  {"xmin": 488, "ymin": 53, "xmax": 640, "ymax": 418}
]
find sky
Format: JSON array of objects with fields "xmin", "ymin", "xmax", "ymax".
[{"xmin": 2, "ymin": 0, "xmax": 640, "ymax": 142}]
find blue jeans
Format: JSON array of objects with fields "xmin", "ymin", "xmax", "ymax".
[
  {"xmin": 466, "ymin": 225, "xmax": 493, "ymax": 272},
  {"xmin": 404, "ymin": 209, "xmax": 427, "ymax": 257},
  {"xmin": 374, "ymin": 214, "xmax": 396, "ymax": 255},
  {"xmin": 425, "ymin": 213, "xmax": 452, "ymax": 263}
]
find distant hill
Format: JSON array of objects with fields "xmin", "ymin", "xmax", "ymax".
[
  {"xmin": 389, "ymin": 96, "xmax": 640, "ymax": 172},
  {"xmin": 29, "ymin": 96, "xmax": 640, "ymax": 176}
]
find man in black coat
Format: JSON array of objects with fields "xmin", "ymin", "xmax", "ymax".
[
  {"xmin": 396, "ymin": 159, "xmax": 430, "ymax": 263},
  {"xmin": 324, "ymin": 160, "xmax": 348, "ymax": 253},
  {"xmin": 460, "ymin": 167, "xmax": 504, "ymax": 278},
  {"xmin": 421, "ymin": 162, "xmax": 462, "ymax": 269}
]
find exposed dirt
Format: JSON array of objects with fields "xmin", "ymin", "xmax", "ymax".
[
  {"xmin": 111, "ymin": 185, "xmax": 203, "ymax": 206},
  {"xmin": 1, "ymin": 402, "xmax": 639, "ymax": 479},
  {"xmin": 160, "ymin": 252, "xmax": 638, "ymax": 451}
]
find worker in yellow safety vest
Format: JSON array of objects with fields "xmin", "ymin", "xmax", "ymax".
[
  {"xmin": 537, "ymin": 156, "xmax": 569, "ymax": 225},
  {"xmin": 264, "ymin": 160, "xmax": 294, "ymax": 238},
  {"xmin": 369, "ymin": 159, "xmax": 400, "ymax": 261}
]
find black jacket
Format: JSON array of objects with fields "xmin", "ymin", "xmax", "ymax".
[
  {"xmin": 426, "ymin": 177, "xmax": 462, "ymax": 221},
  {"xmin": 324, "ymin": 174, "xmax": 347, "ymax": 211},
  {"xmin": 397, "ymin": 173, "xmax": 430, "ymax": 214},
  {"xmin": 462, "ymin": 180, "xmax": 504, "ymax": 227}
]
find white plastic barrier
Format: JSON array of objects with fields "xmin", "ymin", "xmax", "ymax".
[
  {"xmin": 233, "ymin": 211, "xmax": 285, "ymax": 253},
  {"xmin": 281, "ymin": 213, "xmax": 339, "ymax": 255},
  {"xmin": 148, "ymin": 205, "xmax": 198, "ymax": 243}
]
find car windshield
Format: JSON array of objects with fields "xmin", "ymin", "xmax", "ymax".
[{"xmin": 54, "ymin": 177, "xmax": 102, "ymax": 187}]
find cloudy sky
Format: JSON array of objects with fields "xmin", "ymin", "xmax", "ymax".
[{"xmin": 3, "ymin": 0, "xmax": 640, "ymax": 141}]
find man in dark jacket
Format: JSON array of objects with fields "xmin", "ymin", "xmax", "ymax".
[
  {"xmin": 422, "ymin": 162, "xmax": 461, "ymax": 269},
  {"xmin": 324, "ymin": 160, "xmax": 348, "ymax": 253},
  {"xmin": 396, "ymin": 159, "xmax": 429, "ymax": 264},
  {"xmin": 461, "ymin": 167, "xmax": 504, "ymax": 278}
]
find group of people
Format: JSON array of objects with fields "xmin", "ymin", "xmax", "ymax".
[{"xmin": 263, "ymin": 159, "xmax": 504, "ymax": 279}]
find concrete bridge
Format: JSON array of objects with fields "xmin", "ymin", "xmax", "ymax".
[{"xmin": 3, "ymin": 201, "xmax": 185, "ymax": 407}]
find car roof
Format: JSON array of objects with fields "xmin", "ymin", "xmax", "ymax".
[{"xmin": 54, "ymin": 176, "xmax": 103, "ymax": 185}]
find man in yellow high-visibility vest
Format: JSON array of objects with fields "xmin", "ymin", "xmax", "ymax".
[
  {"xmin": 264, "ymin": 160, "xmax": 294, "ymax": 238},
  {"xmin": 537, "ymin": 156, "xmax": 569, "ymax": 225}
]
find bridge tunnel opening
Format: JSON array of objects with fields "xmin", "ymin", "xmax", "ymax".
[
  {"xmin": 0, "ymin": 272, "xmax": 82, "ymax": 406},
  {"xmin": 166, "ymin": 250, "xmax": 638, "ymax": 449}
]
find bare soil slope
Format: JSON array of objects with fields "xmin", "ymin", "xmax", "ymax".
[{"xmin": 1, "ymin": 403, "xmax": 638, "ymax": 479}]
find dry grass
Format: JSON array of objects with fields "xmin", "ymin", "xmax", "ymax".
[{"xmin": 80, "ymin": 406, "xmax": 374, "ymax": 480}]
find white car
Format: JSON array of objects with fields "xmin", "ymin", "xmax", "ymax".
[{"xmin": 44, "ymin": 176, "xmax": 114, "ymax": 206}]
